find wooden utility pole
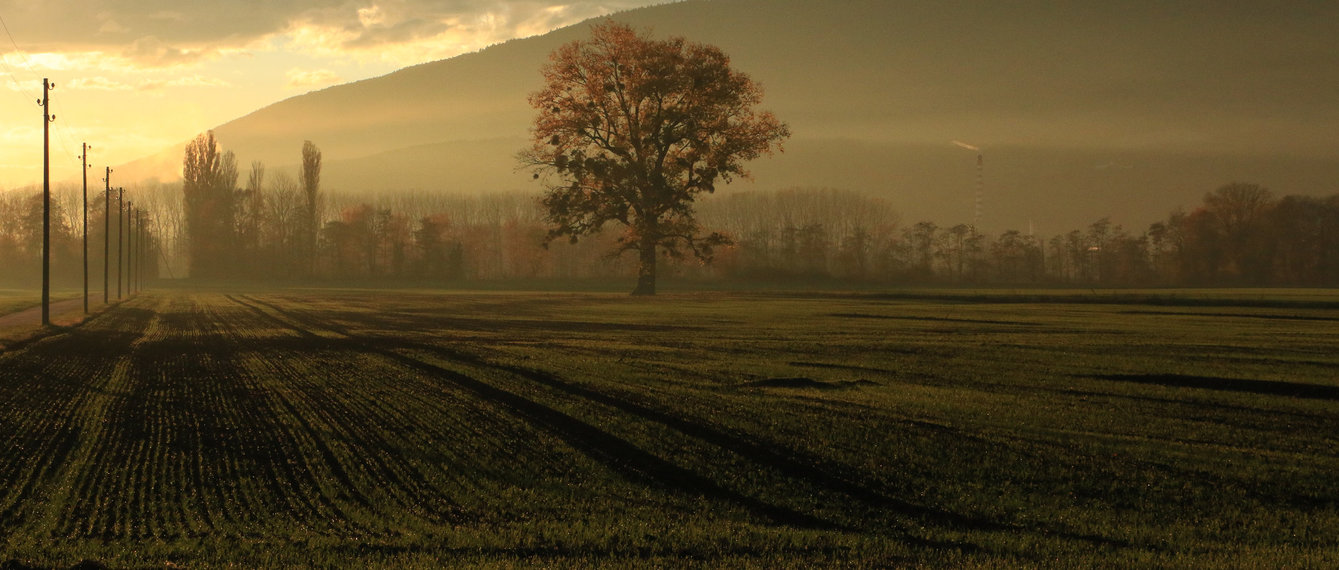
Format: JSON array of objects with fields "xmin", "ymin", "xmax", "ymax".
[
  {"xmin": 143, "ymin": 212, "xmax": 148, "ymax": 290},
  {"xmin": 39, "ymin": 78, "xmax": 54, "ymax": 326},
  {"xmin": 117, "ymin": 187, "xmax": 124, "ymax": 300},
  {"xmin": 104, "ymin": 168, "xmax": 111, "ymax": 304},
  {"xmin": 141, "ymin": 212, "xmax": 146, "ymax": 290},
  {"xmin": 136, "ymin": 209, "xmax": 144, "ymax": 292},
  {"xmin": 130, "ymin": 205, "xmax": 138, "ymax": 295},
  {"xmin": 81, "ymin": 143, "xmax": 90, "ymax": 313},
  {"xmin": 126, "ymin": 202, "xmax": 133, "ymax": 296}
]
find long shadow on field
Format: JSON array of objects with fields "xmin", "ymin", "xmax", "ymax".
[
  {"xmin": 382, "ymin": 314, "xmax": 705, "ymax": 334},
  {"xmin": 830, "ymin": 313, "xmax": 1040, "ymax": 326},
  {"xmin": 1120, "ymin": 310, "xmax": 1339, "ymax": 322},
  {"xmin": 125, "ymin": 305, "xmax": 381, "ymax": 537},
  {"xmin": 228, "ymin": 295, "xmax": 838, "ymax": 533},
  {"xmin": 335, "ymin": 540, "xmax": 899, "ymax": 565},
  {"xmin": 408, "ymin": 345, "xmax": 1132, "ymax": 549},
  {"xmin": 0, "ymin": 306, "xmax": 161, "ymax": 535},
  {"xmin": 0, "ymin": 307, "xmax": 154, "ymax": 357},
  {"xmin": 1094, "ymin": 374, "xmax": 1339, "ymax": 402},
  {"xmin": 235, "ymin": 295, "xmax": 1131, "ymax": 551},
  {"xmin": 810, "ymin": 291, "xmax": 1339, "ymax": 310}
]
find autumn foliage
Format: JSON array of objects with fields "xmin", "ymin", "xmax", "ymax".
[{"xmin": 520, "ymin": 21, "xmax": 790, "ymax": 295}]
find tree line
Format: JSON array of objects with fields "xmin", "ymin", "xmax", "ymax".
[
  {"xmin": 2, "ymin": 174, "xmax": 1334, "ymax": 289},
  {"xmin": 707, "ymin": 182, "xmax": 1336, "ymax": 288},
  {"xmin": 694, "ymin": 183, "xmax": 1338, "ymax": 288},
  {"xmin": 0, "ymin": 184, "xmax": 159, "ymax": 289}
]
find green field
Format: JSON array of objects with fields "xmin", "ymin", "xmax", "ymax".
[
  {"xmin": 0, "ymin": 289, "xmax": 1336, "ymax": 567},
  {"xmin": 0, "ymin": 291, "xmax": 49, "ymax": 317}
]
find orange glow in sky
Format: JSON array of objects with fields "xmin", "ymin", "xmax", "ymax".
[{"xmin": 0, "ymin": 1, "xmax": 662, "ymax": 189}]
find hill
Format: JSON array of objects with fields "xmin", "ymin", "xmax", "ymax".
[{"xmin": 117, "ymin": 0, "xmax": 1339, "ymax": 234}]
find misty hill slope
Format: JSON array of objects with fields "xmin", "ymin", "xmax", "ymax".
[{"xmin": 119, "ymin": 0, "xmax": 1339, "ymax": 232}]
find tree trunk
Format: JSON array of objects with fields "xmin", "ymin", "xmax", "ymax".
[{"xmin": 632, "ymin": 235, "xmax": 657, "ymax": 296}]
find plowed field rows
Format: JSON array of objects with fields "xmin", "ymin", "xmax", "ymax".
[{"xmin": 0, "ymin": 290, "xmax": 1337, "ymax": 567}]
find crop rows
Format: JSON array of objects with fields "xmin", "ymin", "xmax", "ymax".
[
  {"xmin": 0, "ymin": 290, "xmax": 1336, "ymax": 566},
  {"xmin": 12, "ymin": 294, "xmax": 598, "ymax": 541}
]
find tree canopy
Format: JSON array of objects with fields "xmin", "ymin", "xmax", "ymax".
[
  {"xmin": 183, "ymin": 131, "xmax": 237, "ymax": 279},
  {"xmin": 520, "ymin": 20, "xmax": 790, "ymax": 295}
]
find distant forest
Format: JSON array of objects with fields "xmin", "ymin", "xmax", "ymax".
[{"xmin": 2, "ymin": 172, "xmax": 1336, "ymax": 289}]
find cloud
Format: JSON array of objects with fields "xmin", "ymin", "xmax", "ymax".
[
  {"xmin": 139, "ymin": 75, "xmax": 233, "ymax": 92},
  {"xmin": 122, "ymin": 36, "xmax": 211, "ymax": 67},
  {"xmin": 358, "ymin": 5, "xmax": 389, "ymax": 27},
  {"xmin": 0, "ymin": 125, "xmax": 41, "ymax": 146},
  {"xmin": 286, "ymin": 68, "xmax": 342, "ymax": 90},
  {"xmin": 68, "ymin": 75, "xmax": 230, "ymax": 92},
  {"xmin": 1094, "ymin": 161, "xmax": 1134, "ymax": 171},
  {"xmin": 69, "ymin": 76, "xmax": 136, "ymax": 91},
  {"xmin": 165, "ymin": 75, "xmax": 232, "ymax": 88},
  {"xmin": 98, "ymin": 19, "xmax": 129, "ymax": 35},
  {"xmin": 11, "ymin": 52, "xmax": 83, "ymax": 72},
  {"xmin": 272, "ymin": 1, "xmax": 665, "ymax": 67},
  {"xmin": 342, "ymin": 17, "xmax": 452, "ymax": 49},
  {"xmin": 5, "ymin": 2, "xmax": 665, "ymax": 67}
]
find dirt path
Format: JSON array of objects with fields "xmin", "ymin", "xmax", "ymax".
[{"xmin": 0, "ymin": 297, "xmax": 110, "ymax": 345}]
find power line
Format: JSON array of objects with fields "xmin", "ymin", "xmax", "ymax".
[
  {"xmin": 0, "ymin": 13, "xmax": 39, "ymax": 97},
  {"xmin": 0, "ymin": 12, "xmax": 80, "ymax": 171},
  {"xmin": 0, "ymin": 49, "xmax": 29, "ymax": 93},
  {"xmin": 47, "ymin": 97, "xmax": 80, "ymax": 164}
]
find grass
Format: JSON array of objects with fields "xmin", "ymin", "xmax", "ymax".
[
  {"xmin": 0, "ymin": 288, "xmax": 1336, "ymax": 567},
  {"xmin": 0, "ymin": 291, "xmax": 44, "ymax": 316},
  {"xmin": 0, "ymin": 289, "xmax": 94, "ymax": 316},
  {"xmin": 0, "ymin": 290, "xmax": 107, "ymax": 349}
]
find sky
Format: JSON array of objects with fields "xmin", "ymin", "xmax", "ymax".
[{"xmin": 0, "ymin": 0, "xmax": 663, "ymax": 189}]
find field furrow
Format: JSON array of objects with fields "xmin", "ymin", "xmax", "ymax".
[
  {"xmin": 1, "ymin": 289, "xmax": 1336, "ymax": 567},
  {"xmin": 225, "ymin": 294, "xmax": 667, "ymax": 527},
  {"xmin": 0, "ymin": 304, "xmax": 158, "ymax": 542},
  {"xmin": 233, "ymin": 295, "xmax": 994, "ymax": 539},
  {"xmin": 229, "ymin": 294, "xmax": 851, "ymax": 533}
]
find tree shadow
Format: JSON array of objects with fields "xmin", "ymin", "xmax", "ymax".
[
  {"xmin": 232, "ymin": 294, "xmax": 1133, "ymax": 551},
  {"xmin": 227, "ymin": 295, "xmax": 840, "ymax": 533},
  {"xmin": 1093, "ymin": 374, "xmax": 1339, "ymax": 401}
]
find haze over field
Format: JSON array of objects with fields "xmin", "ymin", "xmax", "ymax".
[
  {"xmin": 1, "ymin": 3, "xmax": 1338, "ymax": 565},
  {"xmin": 5, "ymin": 0, "xmax": 1339, "ymax": 233},
  {"xmin": 126, "ymin": 0, "xmax": 1339, "ymax": 233}
]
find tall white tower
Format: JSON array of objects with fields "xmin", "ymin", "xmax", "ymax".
[{"xmin": 952, "ymin": 140, "xmax": 983, "ymax": 230}]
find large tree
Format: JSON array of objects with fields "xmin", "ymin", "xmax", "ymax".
[
  {"xmin": 520, "ymin": 21, "xmax": 789, "ymax": 295},
  {"xmin": 1202, "ymin": 182, "xmax": 1274, "ymax": 283},
  {"xmin": 182, "ymin": 131, "xmax": 237, "ymax": 279}
]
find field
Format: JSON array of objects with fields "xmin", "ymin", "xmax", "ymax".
[
  {"xmin": 0, "ymin": 288, "xmax": 1337, "ymax": 567},
  {"xmin": 0, "ymin": 291, "xmax": 87, "ymax": 344}
]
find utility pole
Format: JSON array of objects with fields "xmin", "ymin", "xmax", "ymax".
[
  {"xmin": 104, "ymin": 168, "xmax": 111, "ymax": 304},
  {"xmin": 128, "ymin": 203, "xmax": 135, "ymax": 296},
  {"xmin": 125, "ymin": 202, "xmax": 132, "ymax": 295},
  {"xmin": 39, "ymin": 78, "xmax": 54, "ymax": 326},
  {"xmin": 136, "ymin": 209, "xmax": 144, "ymax": 292},
  {"xmin": 141, "ymin": 212, "xmax": 146, "ymax": 290},
  {"xmin": 131, "ymin": 206, "xmax": 138, "ymax": 295},
  {"xmin": 143, "ymin": 212, "xmax": 148, "ymax": 289},
  {"xmin": 141, "ymin": 211, "xmax": 148, "ymax": 291},
  {"xmin": 81, "ymin": 143, "xmax": 90, "ymax": 313},
  {"xmin": 118, "ymin": 187, "xmax": 124, "ymax": 300}
]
